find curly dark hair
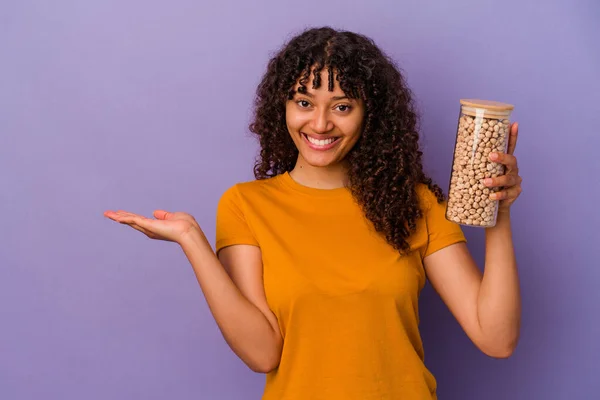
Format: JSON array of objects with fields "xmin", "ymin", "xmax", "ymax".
[{"xmin": 249, "ymin": 26, "xmax": 445, "ymax": 254}]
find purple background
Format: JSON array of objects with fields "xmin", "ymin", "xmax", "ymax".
[{"xmin": 1, "ymin": 0, "xmax": 598, "ymax": 399}]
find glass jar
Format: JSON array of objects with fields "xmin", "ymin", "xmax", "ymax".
[{"xmin": 446, "ymin": 99, "xmax": 514, "ymax": 228}]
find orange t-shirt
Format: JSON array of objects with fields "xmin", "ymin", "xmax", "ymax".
[{"xmin": 215, "ymin": 172, "xmax": 466, "ymax": 400}]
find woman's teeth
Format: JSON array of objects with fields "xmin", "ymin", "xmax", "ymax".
[{"xmin": 305, "ymin": 135, "xmax": 336, "ymax": 146}]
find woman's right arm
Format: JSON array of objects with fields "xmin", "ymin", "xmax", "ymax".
[{"xmin": 179, "ymin": 230, "xmax": 282, "ymax": 373}]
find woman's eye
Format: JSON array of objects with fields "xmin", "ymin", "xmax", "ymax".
[
  {"xmin": 297, "ymin": 100, "xmax": 311, "ymax": 108},
  {"xmin": 336, "ymin": 104, "xmax": 351, "ymax": 112}
]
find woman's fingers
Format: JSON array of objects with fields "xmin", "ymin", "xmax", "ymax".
[
  {"xmin": 507, "ymin": 122, "xmax": 519, "ymax": 155},
  {"xmin": 105, "ymin": 209, "xmax": 199, "ymax": 244},
  {"xmin": 105, "ymin": 210, "xmax": 179, "ymax": 242},
  {"xmin": 128, "ymin": 222, "xmax": 159, "ymax": 239},
  {"xmin": 483, "ymin": 174, "xmax": 522, "ymax": 189},
  {"xmin": 105, "ymin": 210, "xmax": 153, "ymax": 231},
  {"xmin": 490, "ymin": 184, "xmax": 522, "ymax": 201},
  {"xmin": 489, "ymin": 152, "xmax": 518, "ymax": 172},
  {"xmin": 153, "ymin": 210, "xmax": 172, "ymax": 220}
]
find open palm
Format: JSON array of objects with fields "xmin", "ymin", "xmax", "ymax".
[{"xmin": 104, "ymin": 209, "xmax": 200, "ymax": 244}]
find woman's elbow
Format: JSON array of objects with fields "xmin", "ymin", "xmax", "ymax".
[
  {"xmin": 481, "ymin": 338, "xmax": 519, "ymax": 359},
  {"xmin": 484, "ymin": 346, "xmax": 515, "ymax": 359},
  {"xmin": 246, "ymin": 340, "xmax": 282, "ymax": 373},
  {"xmin": 248, "ymin": 355, "xmax": 280, "ymax": 373}
]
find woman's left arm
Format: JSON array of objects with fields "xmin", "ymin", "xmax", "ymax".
[{"xmin": 423, "ymin": 122, "xmax": 522, "ymax": 358}]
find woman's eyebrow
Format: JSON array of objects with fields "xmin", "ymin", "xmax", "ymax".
[{"xmin": 296, "ymin": 91, "xmax": 350, "ymax": 101}]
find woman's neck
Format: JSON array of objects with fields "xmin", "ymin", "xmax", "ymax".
[{"xmin": 289, "ymin": 157, "xmax": 349, "ymax": 189}]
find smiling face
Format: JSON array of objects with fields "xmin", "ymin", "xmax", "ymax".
[{"xmin": 285, "ymin": 69, "xmax": 365, "ymax": 170}]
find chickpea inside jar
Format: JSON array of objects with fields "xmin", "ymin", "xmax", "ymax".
[{"xmin": 446, "ymin": 99, "xmax": 514, "ymax": 228}]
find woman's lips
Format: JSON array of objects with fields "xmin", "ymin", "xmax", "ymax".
[{"xmin": 302, "ymin": 133, "xmax": 340, "ymax": 151}]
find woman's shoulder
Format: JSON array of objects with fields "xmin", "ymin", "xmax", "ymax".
[
  {"xmin": 414, "ymin": 183, "xmax": 445, "ymax": 211},
  {"xmin": 219, "ymin": 174, "xmax": 286, "ymax": 202}
]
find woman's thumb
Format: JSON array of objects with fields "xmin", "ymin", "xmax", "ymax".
[{"xmin": 153, "ymin": 210, "xmax": 171, "ymax": 220}]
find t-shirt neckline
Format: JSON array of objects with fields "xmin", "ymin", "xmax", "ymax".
[{"xmin": 279, "ymin": 171, "xmax": 350, "ymax": 198}]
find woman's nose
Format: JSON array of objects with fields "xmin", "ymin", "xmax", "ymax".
[{"xmin": 310, "ymin": 110, "xmax": 334, "ymax": 133}]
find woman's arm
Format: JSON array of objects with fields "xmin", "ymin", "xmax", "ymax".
[
  {"xmin": 423, "ymin": 212, "xmax": 521, "ymax": 358},
  {"xmin": 104, "ymin": 207, "xmax": 282, "ymax": 373},
  {"xmin": 180, "ymin": 232, "xmax": 282, "ymax": 372}
]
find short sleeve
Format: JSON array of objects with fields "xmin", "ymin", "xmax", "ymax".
[
  {"xmin": 420, "ymin": 186, "xmax": 467, "ymax": 259},
  {"xmin": 215, "ymin": 185, "xmax": 259, "ymax": 253}
]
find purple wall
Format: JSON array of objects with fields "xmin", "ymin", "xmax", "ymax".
[{"xmin": 1, "ymin": 1, "xmax": 598, "ymax": 399}]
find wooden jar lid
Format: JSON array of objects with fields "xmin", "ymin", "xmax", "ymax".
[
  {"xmin": 460, "ymin": 99, "xmax": 514, "ymax": 110},
  {"xmin": 459, "ymin": 99, "xmax": 514, "ymax": 118}
]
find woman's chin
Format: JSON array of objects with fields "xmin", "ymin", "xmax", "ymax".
[{"xmin": 299, "ymin": 153, "xmax": 342, "ymax": 169}]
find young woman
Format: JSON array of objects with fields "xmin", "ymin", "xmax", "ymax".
[{"xmin": 105, "ymin": 26, "xmax": 522, "ymax": 399}]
